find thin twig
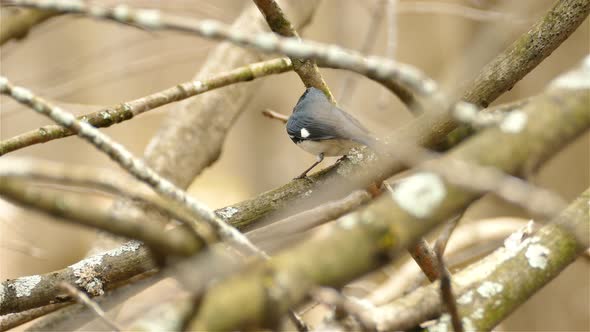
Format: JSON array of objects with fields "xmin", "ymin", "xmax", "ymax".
[
  {"xmin": 247, "ymin": 190, "xmax": 371, "ymax": 243},
  {"xmin": 59, "ymin": 282, "xmax": 123, "ymax": 332},
  {"xmin": 0, "ymin": 303, "xmax": 69, "ymax": 330},
  {"xmin": 434, "ymin": 214, "xmax": 462, "ymax": 256},
  {"xmin": 0, "ymin": 57, "xmax": 293, "ymax": 156},
  {"xmin": 338, "ymin": 0, "xmax": 387, "ymax": 106},
  {"xmin": 436, "ymin": 250, "xmax": 463, "ymax": 332},
  {"xmin": 261, "ymin": 108, "xmax": 289, "ymax": 123},
  {"xmin": 377, "ymin": 0, "xmax": 398, "ymax": 109}
]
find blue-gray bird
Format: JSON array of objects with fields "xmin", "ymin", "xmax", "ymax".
[{"xmin": 287, "ymin": 87, "xmax": 379, "ymax": 179}]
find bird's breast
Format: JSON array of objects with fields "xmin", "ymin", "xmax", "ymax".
[{"xmin": 296, "ymin": 139, "xmax": 362, "ymax": 157}]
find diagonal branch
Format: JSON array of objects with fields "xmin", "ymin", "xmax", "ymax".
[{"xmin": 253, "ymin": 0, "xmax": 335, "ymax": 103}]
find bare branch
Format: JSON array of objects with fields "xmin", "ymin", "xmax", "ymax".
[
  {"xmin": 0, "ymin": 303, "xmax": 69, "ymax": 330},
  {"xmin": 0, "ymin": 242, "xmax": 156, "ymax": 315},
  {"xmin": 253, "ymin": 0, "xmax": 335, "ymax": 103},
  {"xmin": 436, "ymin": 250, "xmax": 463, "ymax": 332},
  {"xmin": 0, "ymin": 57, "xmax": 293, "ymax": 156}
]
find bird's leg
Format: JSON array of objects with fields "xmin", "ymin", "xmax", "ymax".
[{"xmin": 295, "ymin": 153, "xmax": 324, "ymax": 179}]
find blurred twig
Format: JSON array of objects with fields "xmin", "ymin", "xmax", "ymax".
[
  {"xmin": 59, "ymin": 282, "xmax": 122, "ymax": 332},
  {"xmin": 0, "ymin": 303, "xmax": 69, "ymax": 330},
  {"xmin": 0, "ymin": 157, "xmax": 214, "ymax": 239},
  {"xmin": 396, "ymin": 1, "xmax": 530, "ymax": 23},
  {"xmin": 338, "ymin": 0, "xmax": 387, "ymax": 107},
  {"xmin": 261, "ymin": 108, "xmax": 289, "ymax": 123},
  {"xmin": 0, "ymin": 7, "xmax": 57, "ymax": 45},
  {"xmin": 435, "ymin": 244, "xmax": 463, "ymax": 332},
  {"xmin": 0, "ymin": 178, "xmax": 200, "ymax": 256}
]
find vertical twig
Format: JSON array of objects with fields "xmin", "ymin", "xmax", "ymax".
[
  {"xmin": 436, "ymin": 244, "xmax": 463, "ymax": 332},
  {"xmin": 252, "ymin": 0, "xmax": 336, "ymax": 103}
]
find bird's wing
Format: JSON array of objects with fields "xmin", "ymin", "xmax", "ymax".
[{"xmin": 287, "ymin": 103, "xmax": 373, "ymax": 145}]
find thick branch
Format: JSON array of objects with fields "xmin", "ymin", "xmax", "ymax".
[
  {"xmin": 0, "ymin": 243, "xmax": 155, "ymax": 315},
  {"xmin": 374, "ymin": 189, "xmax": 589, "ymax": 331}
]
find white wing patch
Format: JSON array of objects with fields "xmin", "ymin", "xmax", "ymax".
[{"xmin": 300, "ymin": 128, "xmax": 310, "ymax": 138}]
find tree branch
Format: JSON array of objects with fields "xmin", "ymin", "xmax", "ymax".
[
  {"xmin": 253, "ymin": 0, "xmax": 335, "ymax": 103},
  {"xmin": 374, "ymin": 189, "xmax": 589, "ymax": 331},
  {"xmin": 0, "ymin": 242, "xmax": 155, "ymax": 315}
]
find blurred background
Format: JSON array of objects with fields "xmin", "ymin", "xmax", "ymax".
[{"xmin": 0, "ymin": 0, "xmax": 588, "ymax": 330}]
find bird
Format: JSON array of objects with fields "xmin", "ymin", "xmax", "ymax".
[{"xmin": 286, "ymin": 87, "xmax": 379, "ymax": 179}]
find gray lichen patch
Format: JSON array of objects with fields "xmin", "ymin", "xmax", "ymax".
[
  {"xmin": 70, "ymin": 254, "xmax": 105, "ymax": 296},
  {"xmin": 216, "ymin": 206, "xmax": 239, "ymax": 220},
  {"xmin": 106, "ymin": 240, "xmax": 142, "ymax": 257},
  {"xmin": 390, "ymin": 172, "xmax": 446, "ymax": 219},
  {"xmin": 525, "ymin": 244, "xmax": 550, "ymax": 269},
  {"xmin": 476, "ymin": 281, "xmax": 503, "ymax": 298},
  {"xmin": 499, "ymin": 110, "xmax": 527, "ymax": 133},
  {"xmin": 9, "ymin": 275, "xmax": 42, "ymax": 298}
]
